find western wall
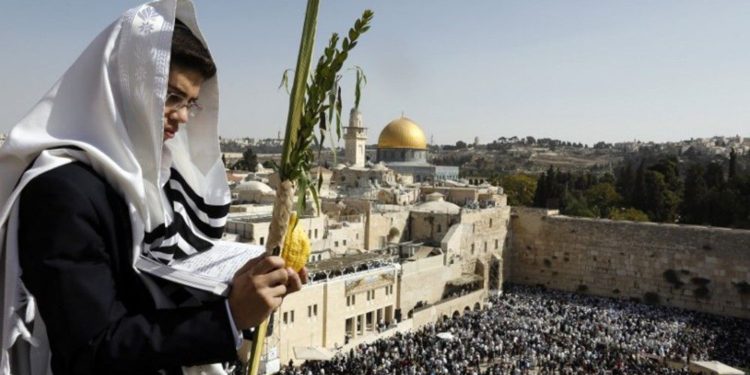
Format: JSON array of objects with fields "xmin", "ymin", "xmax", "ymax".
[{"xmin": 509, "ymin": 207, "xmax": 750, "ymax": 319}]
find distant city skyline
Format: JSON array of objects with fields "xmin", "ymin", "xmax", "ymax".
[{"xmin": 1, "ymin": 1, "xmax": 749, "ymax": 146}]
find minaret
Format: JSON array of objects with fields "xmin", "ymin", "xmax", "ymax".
[{"xmin": 344, "ymin": 108, "xmax": 367, "ymax": 167}]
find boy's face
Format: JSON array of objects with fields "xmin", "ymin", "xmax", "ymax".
[{"xmin": 163, "ymin": 66, "xmax": 204, "ymax": 142}]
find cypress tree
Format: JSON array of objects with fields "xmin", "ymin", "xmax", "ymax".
[
  {"xmin": 632, "ymin": 160, "xmax": 647, "ymax": 211},
  {"xmin": 533, "ymin": 173, "xmax": 547, "ymax": 208},
  {"xmin": 729, "ymin": 148, "xmax": 737, "ymax": 180},
  {"xmin": 682, "ymin": 164, "xmax": 707, "ymax": 224}
]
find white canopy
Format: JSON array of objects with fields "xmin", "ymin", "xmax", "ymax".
[
  {"xmin": 294, "ymin": 346, "xmax": 335, "ymax": 361},
  {"xmin": 690, "ymin": 361, "xmax": 745, "ymax": 375}
]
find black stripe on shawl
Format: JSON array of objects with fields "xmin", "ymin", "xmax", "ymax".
[
  {"xmin": 143, "ymin": 211, "xmax": 213, "ymax": 253},
  {"xmin": 168, "ymin": 168, "xmax": 229, "ymax": 219},
  {"xmin": 164, "ymin": 183, "xmax": 224, "ymax": 239},
  {"xmin": 147, "ymin": 237, "xmax": 205, "ymax": 263}
]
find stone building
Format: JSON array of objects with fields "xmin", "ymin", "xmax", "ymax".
[
  {"xmin": 232, "ymin": 191, "xmax": 511, "ymax": 371},
  {"xmin": 344, "ymin": 108, "xmax": 367, "ymax": 167},
  {"xmin": 223, "ymin": 174, "xmax": 511, "ymax": 372}
]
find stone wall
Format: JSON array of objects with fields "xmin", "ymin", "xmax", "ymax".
[
  {"xmin": 368, "ymin": 208, "xmax": 410, "ymax": 249},
  {"xmin": 276, "ymin": 266, "xmax": 400, "ymax": 363},
  {"xmin": 457, "ymin": 207, "xmax": 511, "ymax": 289},
  {"xmin": 411, "ymin": 290, "xmax": 487, "ymax": 329},
  {"xmin": 510, "ymin": 207, "xmax": 750, "ymax": 319},
  {"xmin": 410, "ymin": 210, "xmax": 459, "ymax": 244},
  {"xmin": 399, "ymin": 254, "xmax": 460, "ymax": 317}
]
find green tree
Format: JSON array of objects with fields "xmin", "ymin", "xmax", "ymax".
[
  {"xmin": 242, "ymin": 147, "xmax": 258, "ymax": 172},
  {"xmin": 704, "ymin": 162, "xmax": 725, "ymax": 190},
  {"xmin": 561, "ymin": 191, "xmax": 596, "ymax": 218},
  {"xmin": 649, "ymin": 156, "xmax": 681, "ymax": 192},
  {"xmin": 644, "ymin": 170, "xmax": 680, "ymax": 222},
  {"xmin": 616, "ymin": 161, "xmax": 635, "ymax": 204},
  {"xmin": 533, "ymin": 173, "xmax": 547, "ymax": 208},
  {"xmin": 545, "ymin": 166, "xmax": 563, "ymax": 208},
  {"xmin": 731, "ymin": 175, "xmax": 750, "ymax": 228},
  {"xmin": 608, "ymin": 208, "xmax": 649, "ymax": 222},
  {"xmin": 632, "ymin": 160, "xmax": 647, "ymax": 210},
  {"xmin": 702, "ymin": 188, "xmax": 742, "ymax": 227},
  {"xmin": 600, "ymin": 172, "xmax": 615, "ymax": 185},
  {"xmin": 499, "ymin": 174, "xmax": 537, "ymax": 206},
  {"xmin": 681, "ymin": 164, "xmax": 708, "ymax": 224},
  {"xmin": 584, "ymin": 182, "xmax": 622, "ymax": 218}
]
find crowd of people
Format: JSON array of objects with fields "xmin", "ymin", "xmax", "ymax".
[{"xmin": 279, "ymin": 284, "xmax": 750, "ymax": 375}]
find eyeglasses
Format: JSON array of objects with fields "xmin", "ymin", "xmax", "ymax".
[{"xmin": 165, "ymin": 91, "xmax": 203, "ymax": 118}]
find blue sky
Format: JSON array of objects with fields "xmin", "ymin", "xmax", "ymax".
[{"xmin": 1, "ymin": 1, "xmax": 749, "ymax": 145}]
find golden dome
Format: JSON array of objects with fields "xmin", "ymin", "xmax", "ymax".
[{"xmin": 377, "ymin": 117, "xmax": 427, "ymax": 150}]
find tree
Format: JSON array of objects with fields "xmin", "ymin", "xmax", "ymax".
[
  {"xmin": 600, "ymin": 172, "xmax": 615, "ymax": 185},
  {"xmin": 561, "ymin": 191, "xmax": 596, "ymax": 218},
  {"xmin": 643, "ymin": 170, "xmax": 680, "ymax": 222},
  {"xmin": 455, "ymin": 140, "xmax": 467, "ymax": 149},
  {"xmin": 539, "ymin": 166, "xmax": 563, "ymax": 209},
  {"xmin": 681, "ymin": 164, "xmax": 708, "ymax": 224},
  {"xmin": 729, "ymin": 148, "xmax": 737, "ymax": 180},
  {"xmin": 704, "ymin": 163, "xmax": 725, "ymax": 190},
  {"xmin": 499, "ymin": 174, "xmax": 537, "ymax": 206},
  {"xmin": 533, "ymin": 173, "xmax": 547, "ymax": 208},
  {"xmin": 584, "ymin": 183, "xmax": 622, "ymax": 218},
  {"xmin": 702, "ymin": 188, "xmax": 742, "ymax": 227},
  {"xmin": 242, "ymin": 147, "xmax": 258, "ymax": 172},
  {"xmin": 632, "ymin": 160, "xmax": 647, "ymax": 211},
  {"xmin": 649, "ymin": 156, "xmax": 681, "ymax": 193},
  {"xmin": 616, "ymin": 161, "xmax": 635, "ymax": 204},
  {"xmin": 608, "ymin": 208, "xmax": 649, "ymax": 222}
]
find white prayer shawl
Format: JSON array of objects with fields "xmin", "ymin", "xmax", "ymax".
[{"xmin": 0, "ymin": 1, "xmax": 231, "ymax": 374}]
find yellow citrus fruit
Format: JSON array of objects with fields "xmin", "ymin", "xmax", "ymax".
[{"xmin": 282, "ymin": 212, "xmax": 310, "ymax": 272}]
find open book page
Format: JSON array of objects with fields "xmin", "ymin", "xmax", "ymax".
[
  {"xmin": 171, "ymin": 241, "xmax": 266, "ymax": 282},
  {"xmin": 136, "ymin": 241, "xmax": 265, "ymax": 296}
]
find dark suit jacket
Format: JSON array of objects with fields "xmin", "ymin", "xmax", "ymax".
[{"xmin": 18, "ymin": 162, "xmax": 237, "ymax": 374}]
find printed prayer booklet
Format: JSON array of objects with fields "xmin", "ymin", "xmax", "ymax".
[{"xmin": 135, "ymin": 241, "xmax": 266, "ymax": 296}]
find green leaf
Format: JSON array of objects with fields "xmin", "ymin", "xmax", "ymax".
[
  {"xmin": 319, "ymin": 111, "xmax": 327, "ymax": 131},
  {"xmin": 309, "ymin": 183, "xmax": 321, "ymax": 215},
  {"xmin": 335, "ymin": 85, "xmax": 342, "ymax": 139},
  {"xmin": 278, "ymin": 69, "xmax": 292, "ymax": 94}
]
